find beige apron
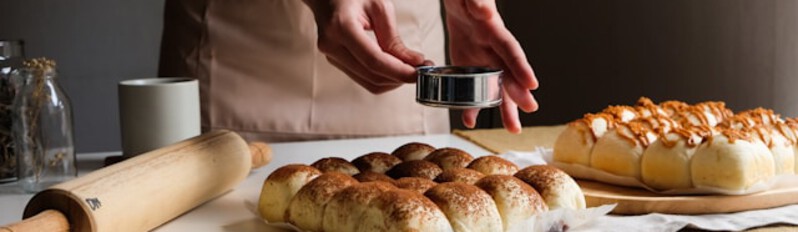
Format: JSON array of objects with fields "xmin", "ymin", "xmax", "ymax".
[{"xmin": 159, "ymin": 0, "xmax": 449, "ymax": 142}]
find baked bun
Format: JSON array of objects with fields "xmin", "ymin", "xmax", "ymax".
[
  {"xmin": 353, "ymin": 171, "xmax": 397, "ymax": 185},
  {"xmin": 691, "ymin": 129, "xmax": 775, "ymax": 191},
  {"xmin": 258, "ymin": 164, "xmax": 322, "ymax": 222},
  {"xmin": 322, "ymin": 182, "xmax": 396, "ymax": 232},
  {"xmin": 392, "ymin": 142, "xmax": 436, "ymax": 161},
  {"xmin": 552, "ymin": 113, "xmax": 613, "ymax": 168},
  {"xmin": 424, "ymin": 148, "xmax": 474, "ymax": 170},
  {"xmin": 515, "ymin": 165, "xmax": 586, "ymax": 210},
  {"xmin": 641, "ymin": 127, "xmax": 707, "ymax": 190},
  {"xmin": 474, "ymin": 175, "xmax": 548, "ymax": 231},
  {"xmin": 360, "ymin": 189, "xmax": 454, "ymax": 232},
  {"xmin": 434, "ymin": 168, "xmax": 485, "ymax": 185},
  {"xmin": 424, "ymin": 182, "xmax": 503, "ymax": 232},
  {"xmin": 386, "ymin": 160, "xmax": 443, "ymax": 180},
  {"xmin": 590, "ymin": 121, "xmax": 657, "ymax": 180},
  {"xmin": 395, "ymin": 177, "xmax": 438, "ymax": 194},
  {"xmin": 311, "ymin": 157, "xmax": 360, "ymax": 176},
  {"xmin": 285, "ymin": 172, "xmax": 358, "ymax": 231},
  {"xmin": 467, "ymin": 155, "xmax": 520, "ymax": 176},
  {"xmin": 248, "ymin": 142, "xmax": 273, "ymax": 169},
  {"xmin": 351, "ymin": 152, "xmax": 402, "ymax": 174}
]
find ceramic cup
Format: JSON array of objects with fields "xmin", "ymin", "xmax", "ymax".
[{"xmin": 118, "ymin": 78, "xmax": 200, "ymax": 156}]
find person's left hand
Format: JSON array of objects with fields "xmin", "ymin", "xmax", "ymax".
[{"xmin": 443, "ymin": 0, "xmax": 539, "ymax": 134}]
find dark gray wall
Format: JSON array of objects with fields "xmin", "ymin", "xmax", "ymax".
[
  {"xmin": 0, "ymin": 0, "xmax": 164, "ymax": 152},
  {"xmin": 489, "ymin": 0, "xmax": 798, "ymax": 127}
]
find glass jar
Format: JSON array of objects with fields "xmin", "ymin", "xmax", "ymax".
[
  {"xmin": 12, "ymin": 58, "xmax": 76, "ymax": 192},
  {"xmin": 0, "ymin": 40, "xmax": 25, "ymax": 183}
]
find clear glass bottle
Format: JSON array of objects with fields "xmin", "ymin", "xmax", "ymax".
[
  {"xmin": 12, "ymin": 58, "xmax": 76, "ymax": 192},
  {"xmin": 0, "ymin": 40, "xmax": 25, "ymax": 183}
]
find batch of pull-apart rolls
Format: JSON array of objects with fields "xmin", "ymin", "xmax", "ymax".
[
  {"xmin": 258, "ymin": 143, "xmax": 586, "ymax": 232},
  {"xmin": 554, "ymin": 97, "xmax": 798, "ymax": 193}
]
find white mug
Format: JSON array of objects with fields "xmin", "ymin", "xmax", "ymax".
[{"xmin": 118, "ymin": 78, "xmax": 200, "ymax": 156}]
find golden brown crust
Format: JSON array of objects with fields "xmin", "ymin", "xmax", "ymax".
[
  {"xmin": 424, "ymin": 148, "xmax": 475, "ymax": 170},
  {"xmin": 266, "ymin": 164, "xmax": 322, "ymax": 182},
  {"xmin": 513, "ymin": 165, "xmax": 567, "ymax": 194},
  {"xmin": 467, "ymin": 156, "xmax": 520, "ymax": 176},
  {"xmin": 395, "ymin": 177, "xmax": 438, "ymax": 194},
  {"xmin": 353, "ymin": 171, "xmax": 397, "ymax": 186},
  {"xmin": 474, "ymin": 175, "xmax": 548, "ymax": 212},
  {"xmin": 351, "ymin": 152, "xmax": 402, "ymax": 174},
  {"xmin": 385, "ymin": 160, "xmax": 443, "ymax": 180},
  {"xmin": 311, "ymin": 157, "xmax": 360, "ymax": 176},
  {"xmin": 424, "ymin": 182, "xmax": 499, "ymax": 223},
  {"xmin": 391, "ymin": 142, "xmax": 436, "ymax": 161},
  {"xmin": 285, "ymin": 172, "xmax": 358, "ymax": 224},
  {"xmin": 434, "ymin": 168, "xmax": 485, "ymax": 184},
  {"xmin": 366, "ymin": 189, "xmax": 447, "ymax": 228}
]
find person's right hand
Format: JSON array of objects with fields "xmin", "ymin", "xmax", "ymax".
[{"xmin": 303, "ymin": 0, "xmax": 426, "ymax": 94}]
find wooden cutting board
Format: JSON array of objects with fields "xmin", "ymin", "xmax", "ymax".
[{"xmin": 579, "ymin": 178, "xmax": 798, "ymax": 215}]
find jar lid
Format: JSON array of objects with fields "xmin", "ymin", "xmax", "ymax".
[{"xmin": 0, "ymin": 40, "xmax": 24, "ymax": 59}]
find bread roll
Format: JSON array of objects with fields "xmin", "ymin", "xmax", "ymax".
[
  {"xmin": 474, "ymin": 175, "xmax": 548, "ymax": 231},
  {"xmin": 249, "ymin": 142, "xmax": 273, "ymax": 169},
  {"xmin": 322, "ymin": 182, "xmax": 396, "ymax": 232},
  {"xmin": 392, "ymin": 142, "xmax": 436, "ymax": 161},
  {"xmin": 602, "ymin": 105, "xmax": 639, "ymax": 122},
  {"xmin": 673, "ymin": 106, "xmax": 720, "ymax": 127},
  {"xmin": 424, "ymin": 148, "xmax": 474, "ymax": 170},
  {"xmin": 695, "ymin": 101, "xmax": 733, "ymax": 122},
  {"xmin": 424, "ymin": 182, "xmax": 503, "ymax": 232},
  {"xmin": 395, "ymin": 177, "xmax": 438, "ymax": 194},
  {"xmin": 552, "ymin": 113, "xmax": 613, "ymax": 168},
  {"xmin": 739, "ymin": 108, "xmax": 782, "ymax": 126},
  {"xmin": 385, "ymin": 160, "xmax": 443, "ymax": 180},
  {"xmin": 750, "ymin": 126, "xmax": 795, "ymax": 175},
  {"xmin": 359, "ymin": 189, "xmax": 454, "ymax": 232},
  {"xmin": 285, "ymin": 172, "xmax": 358, "ymax": 231},
  {"xmin": 311, "ymin": 157, "xmax": 360, "ymax": 176},
  {"xmin": 641, "ymin": 127, "xmax": 708, "ymax": 190},
  {"xmin": 590, "ymin": 121, "xmax": 657, "ymax": 180},
  {"xmin": 691, "ymin": 129, "xmax": 775, "ymax": 191},
  {"xmin": 783, "ymin": 119, "xmax": 798, "ymax": 173},
  {"xmin": 434, "ymin": 168, "xmax": 485, "ymax": 185},
  {"xmin": 352, "ymin": 152, "xmax": 402, "ymax": 174},
  {"xmin": 514, "ymin": 165, "xmax": 586, "ymax": 210},
  {"xmin": 353, "ymin": 171, "xmax": 397, "ymax": 185},
  {"xmin": 467, "ymin": 155, "xmax": 519, "ymax": 176},
  {"xmin": 258, "ymin": 164, "xmax": 322, "ymax": 222},
  {"xmin": 659, "ymin": 100, "xmax": 688, "ymax": 117}
]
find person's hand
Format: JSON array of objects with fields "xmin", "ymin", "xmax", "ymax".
[
  {"xmin": 303, "ymin": 0, "xmax": 426, "ymax": 94},
  {"xmin": 444, "ymin": 0, "xmax": 539, "ymax": 133}
]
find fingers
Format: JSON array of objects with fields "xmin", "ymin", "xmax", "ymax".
[
  {"xmin": 503, "ymin": 74, "xmax": 538, "ymax": 113},
  {"xmin": 499, "ymin": 91, "xmax": 522, "ymax": 134},
  {"xmin": 465, "ymin": 0, "xmax": 497, "ymax": 20},
  {"xmin": 489, "ymin": 29, "xmax": 538, "ymax": 90},
  {"xmin": 323, "ymin": 44, "xmax": 402, "ymax": 94},
  {"xmin": 461, "ymin": 109, "xmax": 480, "ymax": 129},
  {"xmin": 366, "ymin": 1, "xmax": 425, "ymax": 66},
  {"xmin": 336, "ymin": 11, "xmax": 419, "ymax": 83}
]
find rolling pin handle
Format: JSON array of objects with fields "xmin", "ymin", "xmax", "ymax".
[{"xmin": 0, "ymin": 210, "xmax": 69, "ymax": 232}]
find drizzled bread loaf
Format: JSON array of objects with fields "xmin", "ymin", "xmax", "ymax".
[
  {"xmin": 554, "ymin": 97, "xmax": 797, "ymax": 193},
  {"xmin": 259, "ymin": 142, "xmax": 586, "ymax": 232}
]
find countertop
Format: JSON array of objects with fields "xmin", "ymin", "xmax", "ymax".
[{"xmin": 0, "ymin": 134, "xmax": 490, "ymax": 231}]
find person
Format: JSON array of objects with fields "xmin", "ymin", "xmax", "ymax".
[{"xmin": 158, "ymin": 0, "xmax": 538, "ymax": 142}]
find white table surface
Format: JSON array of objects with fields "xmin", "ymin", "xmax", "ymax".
[{"xmin": 0, "ymin": 134, "xmax": 490, "ymax": 231}]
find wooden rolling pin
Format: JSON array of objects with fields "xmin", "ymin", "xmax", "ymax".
[{"xmin": 1, "ymin": 130, "xmax": 272, "ymax": 232}]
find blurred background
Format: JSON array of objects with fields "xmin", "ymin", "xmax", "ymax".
[{"xmin": 1, "ymin": 0, "xmax": 796, "ymax": 152}]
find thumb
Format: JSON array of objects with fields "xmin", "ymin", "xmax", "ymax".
[
  {"xmin": 465, "ymin": 0, "xmax": 497, "ymax": 20},
  {"xmin": 368, "ymin": 0, "xmax": 425, "ymax": 66}
]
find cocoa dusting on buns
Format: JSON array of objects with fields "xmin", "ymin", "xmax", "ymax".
[
  {"xmin": 395, "ymin": 177, "xmax": 438, "ymax": 194},
  {"xmin": 424, "ymin": 182, "xmax": 503, "ymax": 232},
  {"xmin": 434, "ymin": 168, "xmax": 485, "ymax": 185},
  {"xmin": 386, "ymin": 160, "xmax": 443, "ymax": 180},
  {"xmin": 311, "ymin": 157, "xmax": 360, "ymax": 176},
  {"xmin": 258, "ymin": 164, "xmax": 322, "ymax": 223},
  {"xmin": 353, "ymin": 171, "xmax": 397, "ymax": 186},
  {"xmin": 322, "ymin": 182, "xmax": 397, "ymax": 232},
  {"xmin": 285, "ymin": 172, "xmax": 358, "ymax": 231},
  {"xmin": 467, "ymin": 156, "xmax": 520, "ymax": 176},
  {"xmin": 351, "ymin": 152, "xmax": 402, "ymax": 174},
  {"xmin": 424, "ymin": 148, "xmax": 474, "ymax": 170},
  {"xmin": 391, "ymin": 142, "xmax": 436, "ymax": 161}
]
